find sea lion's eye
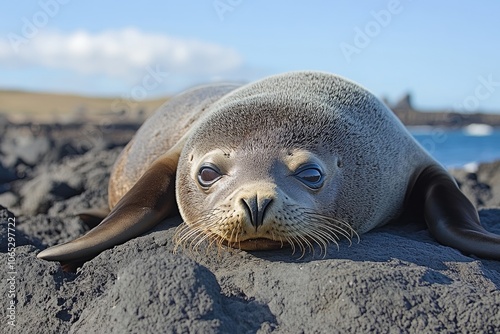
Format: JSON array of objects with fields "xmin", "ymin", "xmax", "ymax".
[
  {"xmin": 197, "ymin": 164, "xmax": 222, "ymax": 187},
  {"xmin": 294, "ymin": 166, "xmax": 324, "ymax": 189}
]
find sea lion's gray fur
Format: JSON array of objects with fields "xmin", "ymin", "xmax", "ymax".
[{"xmin": 37, "ymin": 71, "xmax": 500, "ymax": 269}]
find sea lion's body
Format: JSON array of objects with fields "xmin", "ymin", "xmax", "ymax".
[
  {"xmin": 38, "ymin": 71, "xmax": 500, "ymax": 269},
  {"xmin": 113, "ymin": 75, "xmax": 433, "ymax": 233}
]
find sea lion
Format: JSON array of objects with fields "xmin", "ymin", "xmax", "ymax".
[{"xmin": 37, "ymin": 71, "xmax": 500, "ymax": 269}]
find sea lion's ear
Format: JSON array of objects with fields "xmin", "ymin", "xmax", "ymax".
[
  {"xmin": 411, "ymin": 165, "xmax": 500, "ymax": 260},
  {"xmin": 37, "ymin": 148, "xmax": 180, "ymax": 270}
]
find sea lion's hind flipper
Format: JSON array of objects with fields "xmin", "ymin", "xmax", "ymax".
[
  {"xmin": 77, "ymin": 207, "xmax": 111, "ymax": 229},
  {"xmin": 414, "ymin": 165, "xmax": 500, "ymax": 260},
  {"xmin": 37, "ymin": 151, "xmax": 180, "ymax": 270}
]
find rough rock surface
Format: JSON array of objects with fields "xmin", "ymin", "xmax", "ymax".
[{"xmin": 451, "ymin": 160, "xmax": 500, "ymax": 208}]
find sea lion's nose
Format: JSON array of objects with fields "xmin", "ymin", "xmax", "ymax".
[{"xmin": 241, "ymin": 196, "xmax": 273, "ymax": 230}]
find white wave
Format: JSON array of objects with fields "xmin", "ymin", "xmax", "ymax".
[
  {"xmin": 463, "ymin": 162, "xmax": 479, "ymax": 173},
  {"xmin": 463, "ymin": 123, "xmax": 494, "ymax": 136}
]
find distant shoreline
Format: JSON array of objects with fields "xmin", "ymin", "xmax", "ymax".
[
  {"xmin": 0, "ymin": 90, "xmax": 166, "ymax": 123},
  {"xmin": 388, "ymin": 93, "xmax": 500, "ymax": 127},
  {"xmin": 1, "ymin": 89, "xmax": 500, "ymax": 127}
]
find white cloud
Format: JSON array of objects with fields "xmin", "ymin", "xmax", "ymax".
[{"xmin": 0, "ymin": 28, "xmax": 244, "ymax": 82}]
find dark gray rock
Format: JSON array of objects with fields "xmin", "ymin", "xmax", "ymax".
[
  {"xmin": 451, "ymin": 160, "xmax": 500, "ymax": 208},
  {"xmin": 72, "ymin": 254, "xmax": 275, "ymax": 333},
  {"xmin": 0, "ymin": 161, "xmax": 17, "ymax": 184},
  {"xmin": 477, "ymin": 160, "xmax": 500, "ymax": 207},
  {"xmin": 19, "ymin": 173, "xmax": 83, "ymax": 215},
  {"xmin": 16, "ymin": 147, "xmax": 120, "ymax": 216},
  {"xmin": 0, "ymin": 205, "xmax": 44, "ymax": 252},
  {"xmin": 0, "ymin": 130, "xmax": 52, "ymax": 168},
  {"xmin": 0, "ymin": 192, "xmax": 19, "ymax": 210}
]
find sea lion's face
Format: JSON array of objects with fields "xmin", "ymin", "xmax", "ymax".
[{"xmin": 175, "ymin": 101, "xmax": 357, "ymax": 254}]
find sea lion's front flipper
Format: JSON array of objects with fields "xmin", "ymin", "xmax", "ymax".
[
  {"xmin": 77, "ymin": 207, "xmax": 111, "ymax": 228},
  {"xmin": 37, "ymin": 151, "xmax": 180, "ymax": 269},
  {"xmin": 413, "ymin": 165, "xmax": 500, "ymax": 260}
]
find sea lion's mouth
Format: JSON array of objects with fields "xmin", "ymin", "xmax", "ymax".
[{"xmin": 224, "ymin": 238, "xmax": 290, "ymax": 251}]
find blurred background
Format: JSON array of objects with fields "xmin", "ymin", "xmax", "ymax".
[
  {"xmin": 1, "ymin": 1, "xmax": 500, "ymax": 107},
  {"xmin": 1, "ymin": 0, "xmax": 500, "ymax": 166}
]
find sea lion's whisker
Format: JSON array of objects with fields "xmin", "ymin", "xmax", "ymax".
[
  {"xmin": 175, "ymin": 221, "xmax": 203, "ymax": 240},
  {"xmin": 271, "ymin": 230, "xmax": 286, "ymax": 248},
  {"xmin": 306, "ymin": 220, "xmax": 337, "ymax": 242},
  {"xmin": 306, "ymin": 212, "xmax": 358, "ymax": 244},
  {"xmin": 292, "ymin": 235, "xmax": 307, "ymax": 259},
  {"xmin": 176, "ymin": 206, "xmax": 359, "ymax": 259},
  {"xmin": 208, "ymin": 234, "xmax": 224, "ymax": 255},
  {"xmin": 193, "ymin": 232, "xmax": 211, "ymax": 251},
  {"xmin": 228, "ymin": 220, "xmax": 241, "ymax": 244},
  {"xmin": 175, "ymin": 212, "xmax": 224, "ymax": 250},
  {"xmin": 285, "ymin": 236, "xmax": 297, "ymax": 255},
  {"xmin": 310, "ymin": 226, "xmax": 333, "ymax": 256},
  {"xmin": 304, "ymin": 227, "xmax": 330, "ymax": 257},
  {"xmin": 301, "ymin": 232, "xmax": 316, "ymax": 257}
]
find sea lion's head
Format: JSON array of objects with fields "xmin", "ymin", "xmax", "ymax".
[{"xmin": 175, "ymin": 87, "xmax": 358, "ymax": 255}]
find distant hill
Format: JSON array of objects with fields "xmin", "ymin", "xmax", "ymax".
[
  {"xmin": 1, "ymin": 89, "xmax": 500, "ymax": 127},
  {"xmin": 389, "ymin": 93, "xmax": 500, "ymax": 127},
  {"xmin": 0, "ymin": 90, "xmax": 167, "ymax": 123}
]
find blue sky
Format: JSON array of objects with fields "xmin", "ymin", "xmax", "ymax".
[{"xmin": 1, "ymin": 1, "xmax": 500, "ymax": 113}]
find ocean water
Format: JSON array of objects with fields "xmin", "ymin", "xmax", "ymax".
[{"xmin": 409, "ymin": 127, "xmax": 500, "ymax": 168}]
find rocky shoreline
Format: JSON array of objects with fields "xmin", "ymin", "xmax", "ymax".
[
  {"xmin": 389, "ymin": 93, "xmax": 500, "ymax": 127},
  {"xmin": 1, "ymin": 120, "xmax": 499, "ymax": 333}
]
